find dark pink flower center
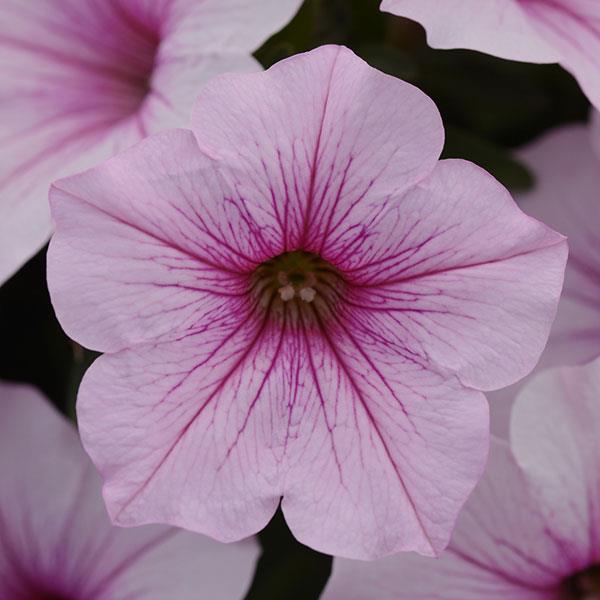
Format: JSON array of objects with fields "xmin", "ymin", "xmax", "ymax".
[
  {"xmin": 559, "ymin": 565, "xmax": 600, "ymax": 599},
  {"xmin": 252, "ymin": 250, "xmax": 345, "ymax": 322}
]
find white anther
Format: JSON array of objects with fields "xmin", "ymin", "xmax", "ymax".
[
  {"xmin": 299, "ymin": 287, "xmax": 316, "ymax": 303},
  {"xmin": 278, "ymin": 284, "xmax": 295, "ymax": 301}
]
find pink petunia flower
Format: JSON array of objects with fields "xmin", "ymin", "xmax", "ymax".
[
  {"xmin": 47, "ymin": 45, "xmax": 567, "ymax": 560},
  {"xmin": 0, "ymin": 382, "xmax": 258, "ymax": 599},
  {"xmin": 489, "ymin": 115, "xmax": 600, "ymax": 436},
  {"xmin": 380, "ymin": 0, "xmax": 600, "ymax": 109},
  {"xmin": 0, "ymin": 0, "xmax": 302, "ymax": 286},
  {"xmin": 322, "ymin": 356, "xmax": 600, "ymax": 600}
]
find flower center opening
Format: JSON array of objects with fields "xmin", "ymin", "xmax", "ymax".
[
  {"xmin": 89, "ymin": 5, "xmax": 161, "ymax": 123},
  {"xmin": 251, "ymin": 250, "xmax": 344, "ymax": 320},
  {"xmin": 559, "ymin": 565, "xmax": 600, "ymax": 600}
]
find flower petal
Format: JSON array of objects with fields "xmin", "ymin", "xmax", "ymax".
[
  {"xmin": 513, "ymin": 124, "xmax": 600, "ymax": 368},
  {"xmin": 510, "ymin": 358, "xmax": 600, "ymax": 567},
  {"xmin": 0, "ymin": 0, "xmax": 273, "ymax": 285},
  {"xmin": 77, "ymin": 307, "xmax": 290, "ymax": 545},
  {"xmin": 0, "ymin": 382, "xmax": 258, "ymax": 599},
  {"xmin": 489, "ymin": 123, "xmax": 600, "ymax": 437},
  {"xmin": 190, "ymin": 45, "xmax": 444, "ymax": 253},
  {"xmin": 77, "ymin": 298, "xmax": 489, "ymax": 560},
  {"xmin": 340, "ymin": 159, "xmax": 567, "ymax": 391},
  {"xmin": 322, "ymin": 438, "xmax": 566, "ymax": 599},
  {"xmin": 48, "ymin": 129, "xmax": 270, "ymax": 353},
  {"xmin": 161, "ymin": 0, "xmax": 303, "ymax": 56},
  {"xmin": 380, "ymin": 0, "xmax": 559, "ymax": 63},
  {"xmin": 522, "ymin": 0, "xmax": 600, "ymax": 109}
]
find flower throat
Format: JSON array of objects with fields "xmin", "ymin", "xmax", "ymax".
[
  {"xmin": 560, "ymin": 565, "xmax": 600, "ymax": 600},
  {"xmin": 252, "ymin": 250, "xmax": 344, "ymax": 319}
]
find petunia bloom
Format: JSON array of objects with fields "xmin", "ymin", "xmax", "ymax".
[
  {"xmin": 380, "ymin": 0, "xmax": 600, "ymax": 109},
  {"xmin": 0, "ymin": 0, "xmax": 302, "ymax": 286},
  {"xmin": 322, "ymin": 356, "xmax": 600, "ymax": 600},
  {"xmin": 48, "ymin": 45, "xmax": 567, "ymax": 560},
  {"xmin": 489, "ymin": 115, "xmax": 600, "ymax": 436},
  {"xmin": 0, "ymin": 382, "xmax": 258, "ymax": 599}
]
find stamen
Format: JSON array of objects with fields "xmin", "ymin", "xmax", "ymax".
[
  {"xmin": 299, "ymin": 287, "xmax": 316, "ymax": 303},
  {"xmin": 278, "ymin": 284, "xmax": 295, "ymax": 301},
  {"xmin": 251, "ymin": 250, "xmax": 344, "ymax": 319}
]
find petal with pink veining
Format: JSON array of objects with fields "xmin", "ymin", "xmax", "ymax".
[
  {"xmin": 322, "ymin": 438, "xmax": 567, "ymax": 600},
  {"xmin": 0, "ymin": 0, "xmax": 299, "ymax": 285},
  {"xmin": 47, "ymin": 44, "xmax": 569, "ymax": 560},
  {"xmin": 340, "ymin": 160, "xmax": 567, "ymax": 391},
  {"xmin": 0, "ymin": 382, "xmax": 258, "ymax": 599},
  {"xmin": 48, "ymin": 129, "xmax": 270, "ymax": 354},
  {"xmin": 78, "ymin": 302, "xmax": 488, "ymax": 560},
  {"xmin": 190, "ymin": 45, "xmax": 444, "ymax": 254}
]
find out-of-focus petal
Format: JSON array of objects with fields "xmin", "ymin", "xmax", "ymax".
[
  {"xmin": 380, "ymin": 0, "xmax": 558, "ymax": 62},
  {"xmin": 0, "ymin": 382, "xmax": 259, "ymax": 599}
]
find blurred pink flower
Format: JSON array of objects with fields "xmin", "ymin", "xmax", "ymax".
[
  {"xmin": 48, "ymin": 45, "xmax": 567, "ymax": 560},
  {"xmin": 489, "ymin": 116, "xmax": 600, "ymax": 436},
  {"xmin": 0, "ymin": 382, "xmax": 258, "ymax": 599},
  {"xmin": 323, "ymin": 357, "xmax": 600, "ymax": 599},
  {"xmin": 0, "ymin": 0, "xmax": 302, "ymax": 285},
  {"xmin": 381, "ymin": 0, "xmax": 600, "ymax": 109}
]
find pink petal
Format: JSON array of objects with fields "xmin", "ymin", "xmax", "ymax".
[
  {"xmin": 522, "ymin": 0, "xmax": 600, "ymax": 109},
  {"xmin": 190, "ymin": 45, "xmax": 444, "ymax": 253},
  {"xmin": 161, "ymin": 0, "xmax": 303, "ymax": 56},
  {"xmin": 510, "ymin": 358, "xmax": 600, "ymax": 567},
  {"xmin": 77, "ymin": 306, "xmax": 488, "ymax": 560},
  {"xmin": 341, "ymin": 159, "xmax": 567, "ymax": 391},
  {"xmin": 515, "ymin": 124, "xmax": 600, "ymax": 367},
  {"xmin": 0, "ymin": 382, "xmax": 258, "ymax": 599},
  {"xmin": 380, "ymin": 0, "xmax": 558, "ymax": 62},
  {"xmin": 49, "ymin": 45, "xmax": 568, "ymax": 560},
  {"xmin": 322, "ymin": 439, "xmax": 565, "ymax": 599},
  {"xmin": 48, "ymin": 129, "xmax": 268, "ymax": 353},
  {"xmin": 489, "ymin": 122, "xmax": 600, "ymax": 436},
  {"xmin": 0, "ymin": 0, "xmax": 294, "ymax": 285}
]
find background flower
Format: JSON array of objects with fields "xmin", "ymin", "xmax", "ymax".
[
  {"xmin": 0, "ymin": 381, "xmax": 258, "ymax": 599},
  {"xmin": 489, "ymin": 114, "xmax": 600, "ymax": 436},
  {"xmin": 0, "ymin": 0, "xmax": 302, "ymax": 286},
  {"xmin": 48, "ymin": 45, "xmax": 567, "ymax": 561},
  {"xmin": 380, "ymin": 0, "xmax": 600, "ymax": 110},
  {"xmin": 322, "ymin": 357, "xmax": 600, "ymax": 599}
]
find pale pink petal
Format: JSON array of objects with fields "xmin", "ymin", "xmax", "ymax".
[
  {"xmin": 48, "ymin": 129, "xmax": 269, "ymax": 354},
  {"xmin": 0, "ymin": 0, "xmax": 289, "ymax": 285},
  {"xmin": 522, "ymin": 0, "xmax": 600, "ymax": 109},
  {"xmin": 510, "ymin": 358, "xmax": 600, "ymax": 567},
  {"xmin": 190, "ymin": 45, "xmax": 444, "ymax": 253},
  {"xmin": 322, "ymin": 439, "xmax": 566, "ymax": 599},
  {"xmin": 78, "ymin": 306, "xmax": 488, "ymax": 560},
  {"xmin": 0, "ymin": 382, "xmax": 258, "ymax": 599},
  {"xmin": 339, "ymin": 160, "xmax": 567, "ymax": 391},
  {"xmin": 513, "ymin": 124, "xmax": 600, "ymax": 367},
  {"xmin": 160, "ymin": 0, "xmax": 303, "ymax": 56},
  {"xmin": 49, "ymin": 44, "xmax": 568, "ymax": 561},
  {"xmin": 380, "ymin": 0, "xmax": 558, "ymax": 62},
  {"xmin": 489, "ymin": 123, "xmax": 600, "ymax": 436}
]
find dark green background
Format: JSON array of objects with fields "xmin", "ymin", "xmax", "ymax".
[{"xmin": 0, "ymin": 1, "xmax": 589, "ymax": 598}]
